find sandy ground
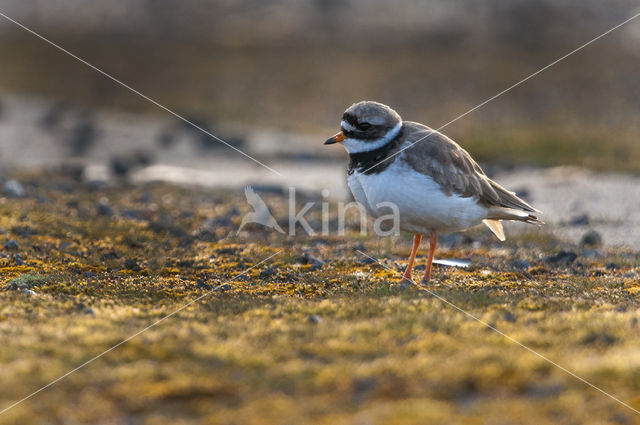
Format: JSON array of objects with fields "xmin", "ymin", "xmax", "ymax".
[{"xmin": 1, "ymin": 94, "xmax": 638, "ymax": 248}]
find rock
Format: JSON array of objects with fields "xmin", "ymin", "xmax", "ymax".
[
  {"xmin": 84, "ymin": 271, "xmax": 97, "ymax": 278},
  {"xmin": 83, "ymin": 307, "xmax": 96, "ymax": 316},
  {"xmin": 23, "ymin": 288, "xmax": 38, "ymax": 296},
  {"xmin": 307, "ymin": 315, "xmax": 322, "ymax": 324},
  {"xmin": 197, "ymin": 279, "xmax": 212, "ymax": 290},
  {"xmin": 3, "ymin": 240, "xmax": 18, "ymax": 251},
  {"xmin": 503, "ymin": 311, "xmax": 517, "ymax": 323},
  {"xmin": 3, "ymin": 180, "xmax": 24, "ymax": 197},
  {"xmin": 605, "ymin": 262, "xmax": 619, "ymax": 270},
  {"xmin": 581, "ymin": 331, "xmax": 617, "ymax": 347},
  {"xmin": 569, "ymin": 214, "xmax": 590, "ymax": 226},
  {"xmin": 510, "ymin": 259, "xmax": 531, "ymax": 271},
  {"xmin": 296, "ymin": 253, "xmax": 326, "ymax": 270},
  {"xmin": 545, "ymin": 251, "xmax": 577, "ymax": 266},
  {"xmin": 259, "ymin": 267, "xmax": 277, "ymax": 278},
  {"xmin": 110, "ymin": 156, "xmax": 130, "ymax": 177},
  {"xmin": 133, "ymin": 149, "xmax": 154, "ymax": 166},
  {"xmin": 580, "ymin": 230, "xmax": 602, "ymax": 247},
  {"xmin": 123, "ymin": 258, "xmax": 141, "ymax": 271},
  {"xmin": 214, "ymin": 283, "xmax": 232, "ymax": 292},
  {"xmin": 13, "ymin": 254, "xmax": 25, "ymax": 265},
  {"xmin": 66, "ymin": 117, "xmax": 97, "ymax": 156},
  {"xmin": 97, "ymin": 201, "xmax": 114, "ymax": 217}
]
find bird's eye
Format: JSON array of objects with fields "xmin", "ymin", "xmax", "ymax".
[{"xmin": 357, "ymin": 122, "xmax": 371, "ymax": 130}]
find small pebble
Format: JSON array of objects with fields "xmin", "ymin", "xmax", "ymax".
[
  {"xmin": 605, "ymin": 262, "xmax": 619, "ymax": 270},
  {"xmin": 123, "ymin": 258, "xmax": 141, "ymax": 271},
  {"xmin": 545, "ymin": 251, "xmax": 577, "ymax": 266},
  {"xmin": 3, "ymin": 240, "xmax": 18, "ymax": 251},
  {"xmin": 503, "ymin": 311, "xmax": 517, "ymax": 323},
  {"xmin": 580, "ymin": 230, "xmax": 602, "ymax": 248},
  {"xmin": 97, "ymin": 200, "xmax": 114, "ymax": 217},
  {"xmin": 214, "ymin": 283, "xmax": 232, "ymax": 292},
  {"xmin": 569, "ymin": 214, "xmax": 589, "ymax": 226},
  {"xmin": 197, "ymin": 279, "xmax": 212, "ymax": 290},
  {"xmin": 510, "ymin": 259, "xmax": 531, "ymax": 271},
  {"xmin": 3, "ymin": 179, "xmax": 24, "ymax": 197},
  {"xmin": 308, "ymin": 315, "xmax": 322, "ymax": 324}
]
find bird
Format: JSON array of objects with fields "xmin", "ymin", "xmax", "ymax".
[
  {"xmin": 324, "ymin": 101, "xmax": 542, "ymax": 284},
  {"xmin": 237, "ymin": 186, "xmax": 285, "ymax": 234}
]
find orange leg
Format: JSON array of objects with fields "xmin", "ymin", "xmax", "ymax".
[
  {"xmin": 422, "ymin": 232, "xmax": 438, "ymax": 283},
  {"xmin": 402, "ymin": 234, "xmax": 422, "ymax": 282}
]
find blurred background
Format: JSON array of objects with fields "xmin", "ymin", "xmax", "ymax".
[
  {"xmin": 1, "ymin": 0, "xmax": 640, "ymax": 170},
  {"xmin": 0, "ymin": 0, "xmax": 639, "ymax": 247}
]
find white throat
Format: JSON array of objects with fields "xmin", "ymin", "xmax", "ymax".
[{"xmin": 341, "ymin": 122, "xmax": 403, "ymax": 154}]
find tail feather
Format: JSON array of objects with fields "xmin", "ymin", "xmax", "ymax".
[
  {"xmin": 487, "ymin": 207, "xmax": 544, "ymax": 225},
  {"xmin": 488, "ymin": 180, "xmax": 541, "ymax": 214},
  {"xmin": 483, "ymin": 219, "xmax": 505, "ymax": 241}
]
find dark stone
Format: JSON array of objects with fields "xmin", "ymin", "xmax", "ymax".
[
  {"xmin": 97, "ymin": 202, "xmax": 114, "ymax": 217},
  {"xmin": 11, "ymin": 226, "xmax": 34, "ymax": 238},
  {"xmin": 545, "ymin": 251, "xmax": 577, "ymax": 266},
  {"xmin": 580, "ymin": 230, "xmax": 602, "ymax": 247},
  {"xmin": 605, "ymin": 262, "xmax": 619, "ymax": 270},
  {"xmin": 510, "ymin": 259, "xmax": 531, "ymax": 271},
  {"xmin": 110, "ymin": 156, "xmax": 130, "ymax": 177},
  {"xmin": 592, "ymin": 270, "xmax": 605, "ymax": 277},
  {"xmin": 66, "ymin": 117, "xmax": 97, "ymax": 156},
  {"xmin": 121, "ymin": 210, "xmax": 143, "ymax": 221},
  {"xmin": 214, "ymin": 283, "xmax": 232, "ymax": 292},
  {"xmin": 3, "ymin": 240, "xmax": 18, "ymax": 251},
  {"xmin": 502, "ymin": 311, "xmax": 517, "ymax": 323},
  {"xmin": 569, "ymin": 214, "xmax": 590, "ymax": 226},
  {"xmin": 123, "ymin": 258, "xmax": 141, "ymax": 271},
  {"xmin": 295, "ymin": 253, "xmax": 326, "ymax": 270},
  {"xmin": 259, "ymin": 267, "xmax": 277, "ymax": 278},
  {"xmin": 13, "ymin": 254, "xmax": 25, "ymax": 265},
  {"xmin": 84, "ymin": 271, "xmax": 97, "ymax": 278},
  {"xmin": 581, "ymin": 331, "xmax": 617, "ymax": 347},
  {"xmin": 197, "ymin": 279, "xmax": 212, "ymax": 290},
  {"xmin": 133, "ymin": 150, "xmax": 154, "ymax": 166},
  {"xmin": 307, "ymin": 315, "xmax": 322, "ymax": 324},
  {"xmin": 100, "ymin": 251, "xmax": 120, "ymax": 261}
]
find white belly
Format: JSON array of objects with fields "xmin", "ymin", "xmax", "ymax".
[{"xmin": 348, "ymin": 161, "xmax": 488, "ymax": 234}]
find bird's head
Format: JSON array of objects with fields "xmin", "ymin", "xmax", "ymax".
[{"xmin": 324, "ymin": 101, "xmax": 403, "ymax": 154}]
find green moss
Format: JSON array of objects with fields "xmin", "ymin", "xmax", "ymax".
[{"xmin": 0, "ymin": 173, "xmax": 638, "ymax": 424}]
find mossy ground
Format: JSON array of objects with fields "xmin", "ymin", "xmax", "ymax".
[{"xmin": 0, "ymin": 171, "xmax": 639, "ymax": 425}]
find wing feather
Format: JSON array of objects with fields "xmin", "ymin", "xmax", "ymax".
[{"xmin": 401, "ymin": 122, "xmax": 541, "ymax": 218}]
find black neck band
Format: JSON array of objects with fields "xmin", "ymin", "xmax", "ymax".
[{"xmin": 347, "ymin": 126, "xmax": 404, "ymax": 175}]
